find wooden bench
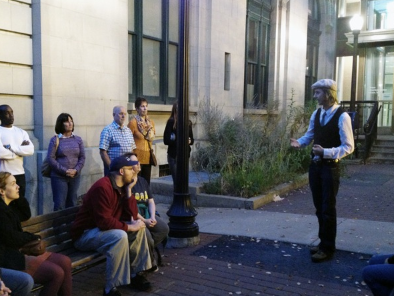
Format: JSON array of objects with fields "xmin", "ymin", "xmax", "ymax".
[{"xmin": 21, "ymin": 206, "xmax": 106, "ymax": 291}]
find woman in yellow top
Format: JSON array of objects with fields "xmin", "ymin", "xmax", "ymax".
[{"xmin": 128, "ymin": 97, "xmax": 155, "ymax": 184}]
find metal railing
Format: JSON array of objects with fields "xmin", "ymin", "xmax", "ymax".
[{"xmin": 340, "ymin": 101, "xmax": 381, "ymax": 162}]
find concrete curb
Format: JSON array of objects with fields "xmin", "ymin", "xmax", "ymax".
[{"xmin": 152, "ymin": 173, "xmax": 309, "ymax": 209}]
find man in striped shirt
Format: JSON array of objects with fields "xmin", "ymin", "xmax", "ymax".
[{"xmin": 99, "ymin": 106, "xmax": 136, "ymax": 175}]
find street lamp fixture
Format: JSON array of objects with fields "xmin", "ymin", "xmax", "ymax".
[{"xmin": 349, "ymin": 15, "xmax": 363, "ymax": 112}]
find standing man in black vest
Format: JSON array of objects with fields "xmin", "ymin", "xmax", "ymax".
[{"xmin": 290, "ymin": 79, "xmax": 354, "ymax": 263}]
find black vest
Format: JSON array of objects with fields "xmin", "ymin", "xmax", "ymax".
[{"xmin": 314, "ymin": 107, "xmax": 343, "ymax": 148}]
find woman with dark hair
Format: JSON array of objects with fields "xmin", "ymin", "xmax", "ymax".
[
  {"xmin": 0, "ymin": 172, "xmax": 72, "ymax": 296},
  {"xmin": 128, "ymin": 97, "xmax": 155, "ymax": 184},
  {"xmin": 47, "ymin": 113, "xmax": 85, "ymax": 211},
  {"xmin": 163, "ymin": 102, "xmax": 194, "ymax": 186}
]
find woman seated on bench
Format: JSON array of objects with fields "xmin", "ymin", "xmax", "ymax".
[{"xmin": 0, "ymin": 172, "xmax": 72, "ymax": 296}]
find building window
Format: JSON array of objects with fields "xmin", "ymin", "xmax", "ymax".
[
  {"xmin": 224, "ymin": 53, "xmax": 231, "ymax": 91},
  {"xmin": 244, "ymin": 0, "xmax": 271, "ymax": 109},
  {"xmin": 128, "ymin": 0, "xmax": 179, "ymax": 104},
  {"xmin": 367, "ymin": 0, "xmax": 394, "ymax": 30},
  {"xmin": 305, "ymin": 0, "xmax": 321, "ymax": 103}
]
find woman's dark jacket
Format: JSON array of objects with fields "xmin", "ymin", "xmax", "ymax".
[
  {"xmin": 163, "ymin": 118, "xmax": 194, "ymax": 158},
  {"xmin": 0, "ymin": 197, "xmax": 38, "ymax": 270}
]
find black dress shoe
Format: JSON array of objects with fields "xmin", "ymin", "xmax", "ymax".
[
  {"xmin": 147, "ymin": 265, "xmax": 159, "ymax": 273},
  {"xmin": 309, "ymin": 246, "xmax": 319, "ymax": 255},
  {"xmin": 311, "ymin": 250, "xmax": 334, "ymax": 263},
  {"xmin": 103, "ymin": 287, "xmax": 122, "ymax": 296},
  {"xmin": 129, "ymin": 274, "xmax": 152, "ymax": 291}
]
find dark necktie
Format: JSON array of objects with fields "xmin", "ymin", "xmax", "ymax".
[{"xmin": 321, "ymin": 111, "xmax": 326, "ymax": 126}]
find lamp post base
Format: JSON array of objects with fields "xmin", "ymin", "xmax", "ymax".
[
  {"xmin": 166, "ymin": 235, "xmax": 200, "ymax": 248},
  {"xmin": 167, "ymin": 192, "xmax": 199, "ymax": 247}
]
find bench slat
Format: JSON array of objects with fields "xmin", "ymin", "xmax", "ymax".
[
  {"xmin": 35, "ymin": 223, "xmax": 72, "ymax": 242},
  {"xmin": 70, "ymin": 252, "xmax": 104, "ymax": 268},
  {"xmin": 22, "ymin": 213, "xmax": 77, "ymax": 234},
  {"xmin": 21, "ymin": 206, "xmax": 79, "ymax": 227}
]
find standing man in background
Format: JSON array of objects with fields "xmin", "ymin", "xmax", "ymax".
[
  {"xmin": 99, "ymin": 106, "xmax": 136, "ymax": 176},
  {"xmin": 0, "ymin": 105, "xmax": 34, "ymax": 199},
  {"xmin": 290, "ymin": 79, "xmax": 354, "ymax": 263}
]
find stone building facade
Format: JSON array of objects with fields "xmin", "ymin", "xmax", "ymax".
[{"xmin": 0, "ymin": 0, "xmax": 338, "ymax": 214}]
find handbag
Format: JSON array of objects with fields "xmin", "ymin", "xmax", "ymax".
[
  {"xmin": 20, "ymin": 239, "xmax": 46, "ymax": 256},
  {"xmin": 41, "ymin": 136, "xmax": 59, "ymax": 178},
  {"xmin": 147, "ymin": 141, "xmax": 157, "ymax": 166}
]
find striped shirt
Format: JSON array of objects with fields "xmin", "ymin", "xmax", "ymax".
[{"xmin": 99, "ymin": 121, "xmax": 136, "ymax": 161}]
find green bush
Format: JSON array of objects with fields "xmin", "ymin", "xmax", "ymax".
[{"xmin": 192, "ymin": 97, "xmax": 313, "ymax": 198}]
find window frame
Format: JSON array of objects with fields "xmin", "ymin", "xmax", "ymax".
[
  {"xmin": 128, "ymin": 0, "xmax": 179, "ymax": 105},
  {"xmin": 305, "ymin": 0, "xmax": 321, "ymax": 104},
  {"xmin": 244, "ymin": 0, "xmax": 271, "ymax": 109}
]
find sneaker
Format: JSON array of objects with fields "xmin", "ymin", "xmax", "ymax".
[
  {"xmin": 311, "ymin": 250, "xmax": 333, "ymax": 263},
  {"xmin": 103, "ymin": 287, "xmax": 122, "ymax": 296},
  {"xmin": 147, "ymin": 265, "xmax": 159, "ymax": 273},
  {"xmin": 309, "ymin": 246, "xmax": 319, "ymax": 255},
  {"xmin": 129, "ymin": 274, "xmax": 152, "ymax": 291}
]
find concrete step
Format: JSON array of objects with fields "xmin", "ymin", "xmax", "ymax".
[
  {"xmin": 367, "ymin": 135, "xmax": 394, "ymax": 163},
  {"xmin": 370, "ymin": 150, "xmax": 394, "ymax": 158},
  {"xmin": 366, "ymin": 156, "xmax": 394, "ymax": 164},
  {"xmin": 373, "ymin": 144, "xmax": 394, "ymax": 149},
  {"xmin": 375, "ymin": 139, "xmax": 394, "ymax": 146}
]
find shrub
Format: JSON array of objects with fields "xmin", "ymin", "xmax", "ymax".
[{"xmin": 192, "ymin": 97, "xmax": 313, "ymax": 198}]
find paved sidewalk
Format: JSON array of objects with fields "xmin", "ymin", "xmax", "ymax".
[
  {"xmin": 158, "ymin": 163, "xmax": 394, "ymax": 255},
  {"xmin": 66, "ymin": 233, "xmax": 371, "ymax": 296},
  {"xmin": 31, "ymin": 163, "xmax": 394, "ymax": 295}
]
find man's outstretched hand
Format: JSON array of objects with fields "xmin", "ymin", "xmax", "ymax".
[{"xmin": 290, "ymin": 138, "xmax": 300, "ymax": 148}]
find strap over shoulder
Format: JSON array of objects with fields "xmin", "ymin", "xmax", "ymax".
[{"xmin": 54, "ymin": 135, "xmax": 60, "ymax": 150}]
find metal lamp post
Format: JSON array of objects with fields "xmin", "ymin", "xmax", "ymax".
[
  {"xmin": 166, "ymin": 0, "xmax": 199, "ymax": 248},
  {"xmin": 349, "ymin": 15, "xmax": 363, "ymax": 112}
]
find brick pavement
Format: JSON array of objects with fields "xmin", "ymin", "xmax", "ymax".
[{"xmin": 28, "ymin": 232, "xmax": 372, "ymax": 296}]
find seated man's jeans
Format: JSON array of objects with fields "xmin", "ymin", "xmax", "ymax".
[
  {"xmin": 75, "ymin": 227, "xmax": 153, "ymax": 291},
  {"xmin": 362, "ymin": 254, "xmax": 394, "ymax": 296},
  {"xmin": 74, "ymin": 228, "xmax": 131, "ymax": 291},
  {"xmin": 127, "ymin": 228, "xmax": 153, "ymax": 275},
  {"xmin": 1, "ymin": 268, "xmax": 34, "ymax": 296}
]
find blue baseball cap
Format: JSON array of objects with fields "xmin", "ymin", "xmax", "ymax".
[{"xmin": 109, "ymin": 155, "xmax": 139, "ymax": 172}]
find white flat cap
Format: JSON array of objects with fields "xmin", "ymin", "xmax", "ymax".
[{"xmin": 311, "ymin": 79, "xmax": 337, "ymax": 91}]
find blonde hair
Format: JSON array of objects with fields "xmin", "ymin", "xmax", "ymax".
[
  {"xmin": 0, "ymin": 172, "xmax": 11, "ymax": 200},
  {"xmin": 324, "ymin": 89, "xmax": 338, "ymax": 104},
  {"xmin": 0, "ymin": 172, "xmax": 11, "ymax": 190}
]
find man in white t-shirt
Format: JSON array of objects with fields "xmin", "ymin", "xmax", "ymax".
[{"xmin": 0, "ymin": 105, "xmax": 34, "ymax": 199}]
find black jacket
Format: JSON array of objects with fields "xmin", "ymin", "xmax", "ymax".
[
  {"xmin": 163, "ymin": 118, "xmax": 194, "ymax": 158},
  {"xmin": 0, "ymin": 197, "xmax": 39, "ymax": 270}
]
